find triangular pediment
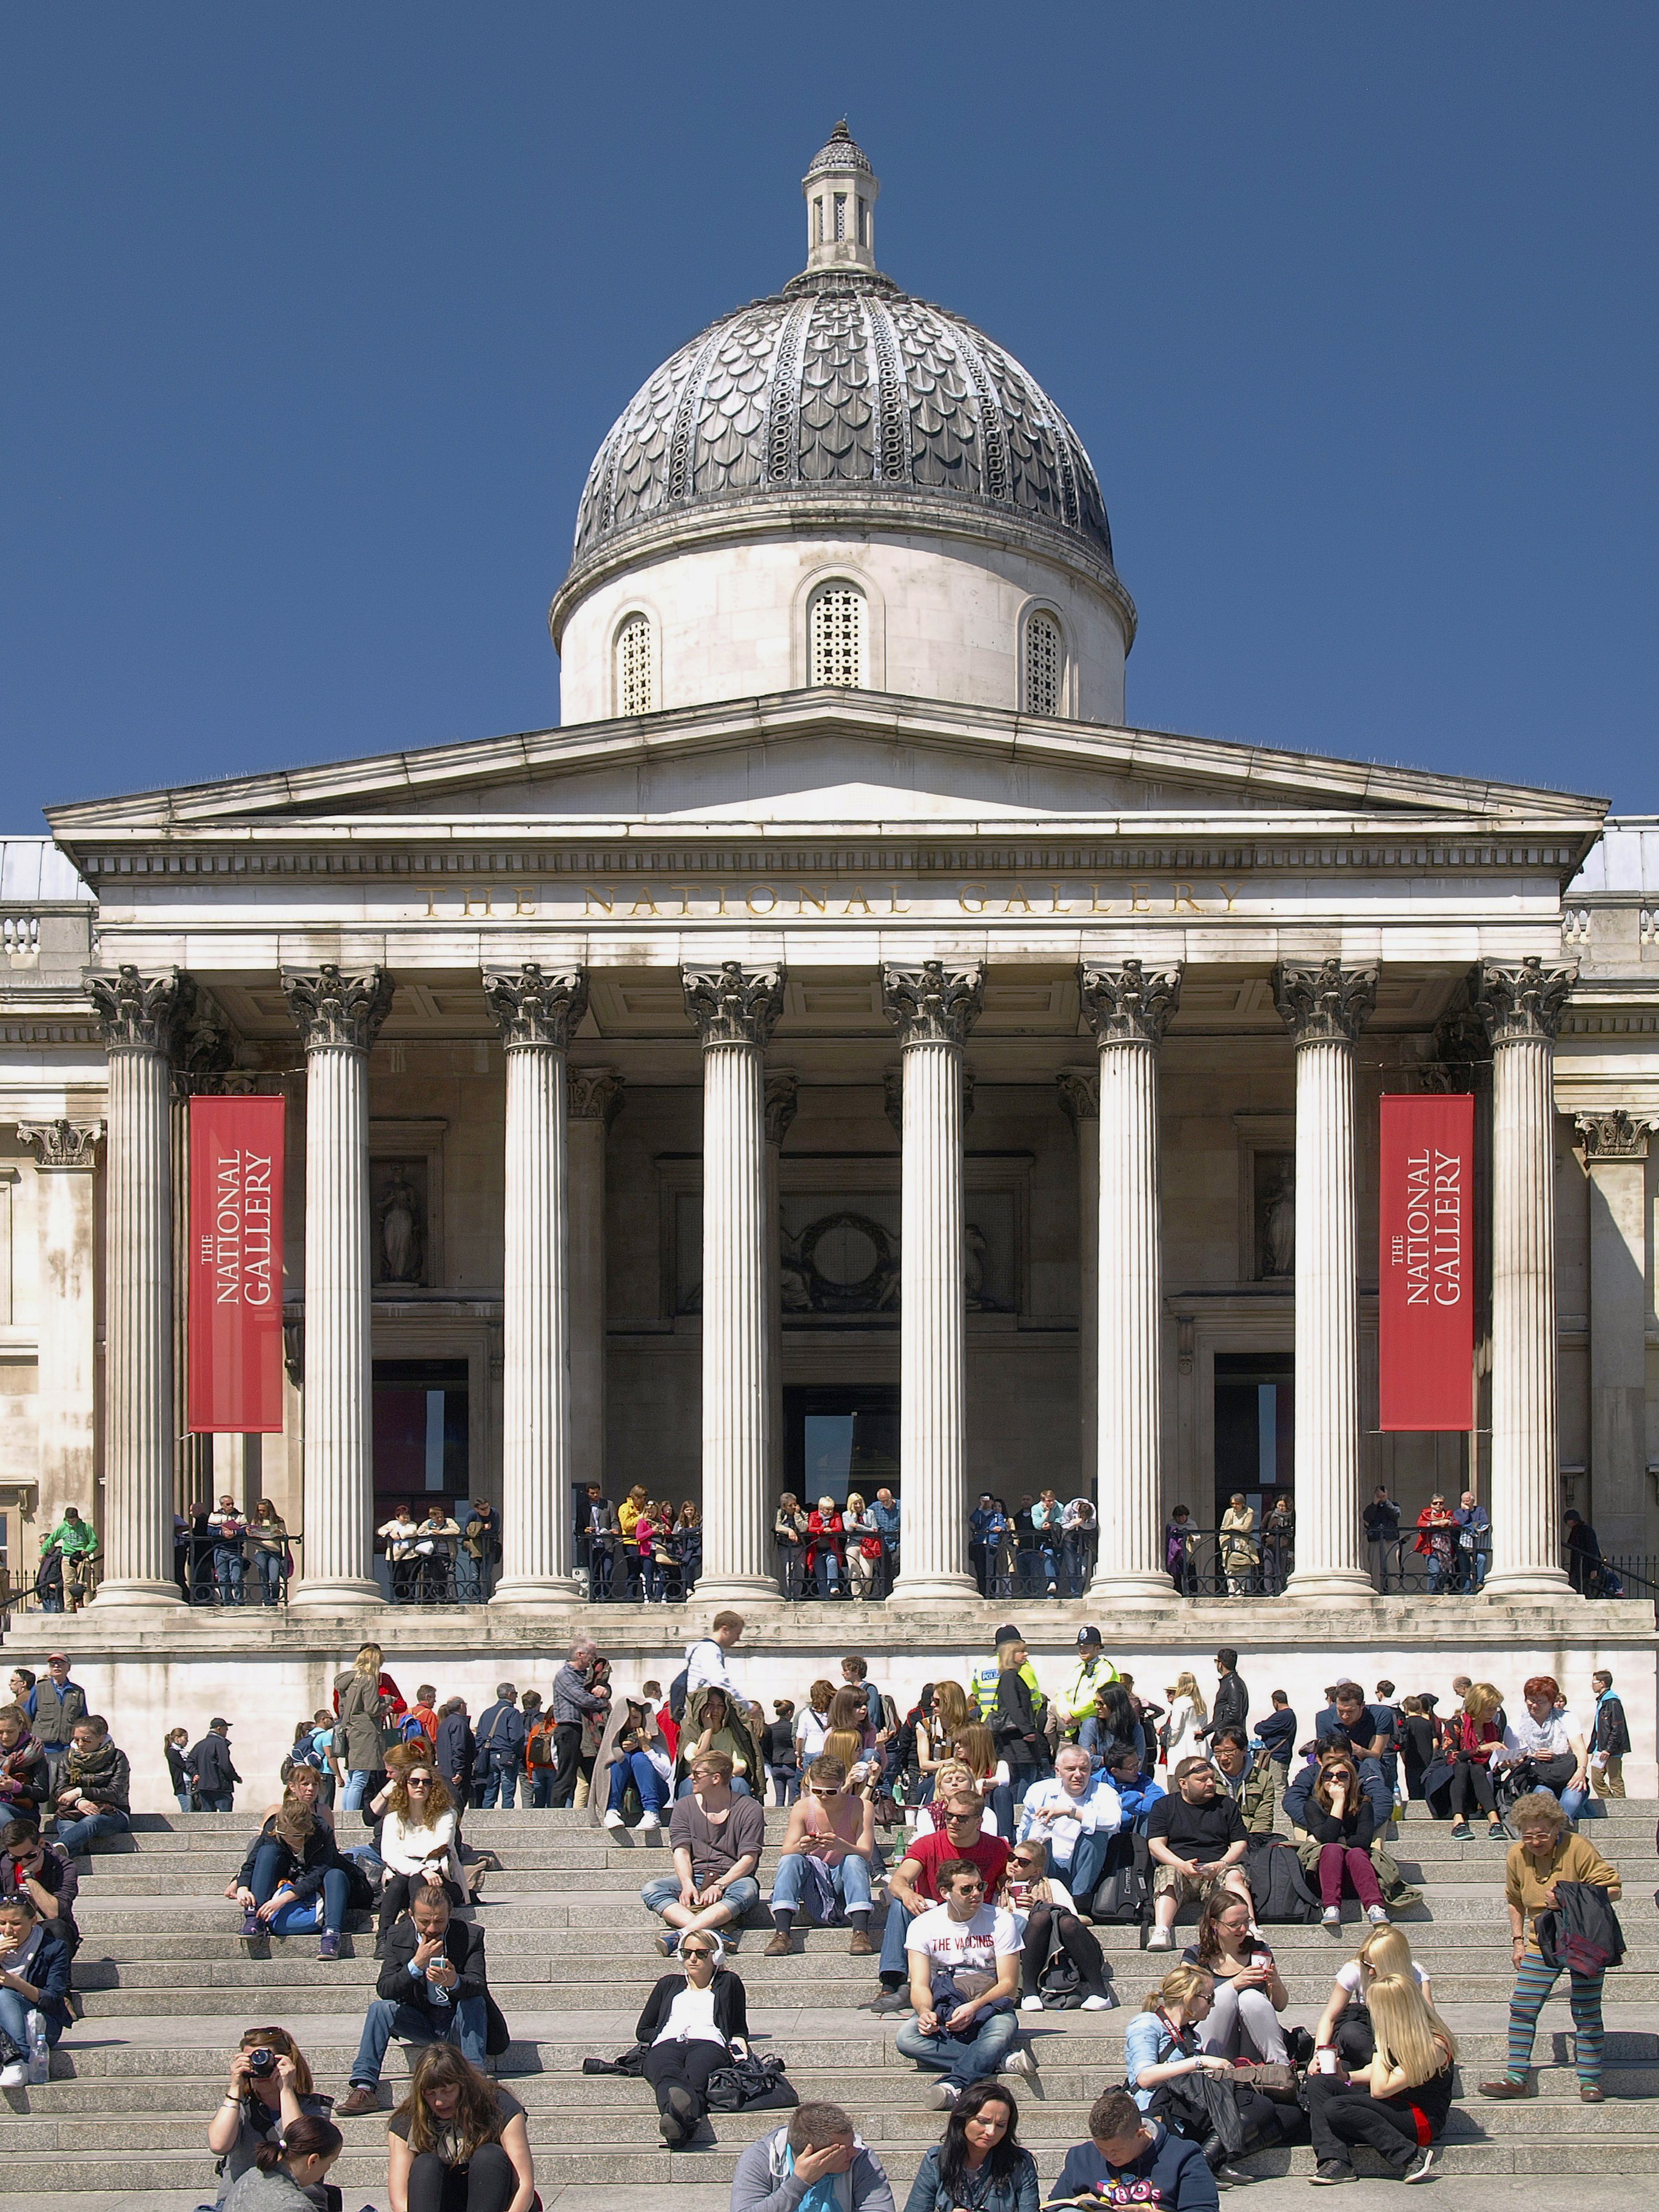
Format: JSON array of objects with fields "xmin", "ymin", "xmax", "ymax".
[{"xmin": 46, "ymin": 686, "xmax": 1605, "ymax": 843}]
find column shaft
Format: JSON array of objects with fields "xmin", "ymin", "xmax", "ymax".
[
  {"xmin": 495, "ymin": 1044, "xmax": 576, "ymax": 1597},
  {"xmin": 1580, "ymin": 1114, "xmax": 1654, "ymax": 1552},
  {"xmin": 1057, "ymin": 1074, "xmax": 1099, "ymax": 1498},
  {"xmin": 16, "ymin": 1124, "xmax": 101, "ymax": 1540},
  {"xmin": 568, "ymin": 1071, "xmax": 621, "ymax": 1498}
]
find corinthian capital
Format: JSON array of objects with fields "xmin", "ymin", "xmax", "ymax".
[
  {"xmin": 881, "ymin": 959, "xmax": 984, "ymax": 1048},
  {"xmin": 17, "ymin": 1119, "xmax": 102, "ymax": 1170},
  {"xmin": 1474, "ymin": 956, "xmax": 1576, "ymax": 1047},
  {"xmin": 1079, "ymin": 959, "xmax": 1182, "ymax": 1047},
  {"xmin": 1273, "ymin": 959, "xmax": 1377, "ymax": 1047},
  {"xmin": 282, "ymin": 965, "xmax": 394, "ymax": 1053},
  {"xmin": 1056, "ymin": 1069, "xmax": 1100, "ymax": 1126},
  {"xmin": 482, "ymin": 964, "xmax": 588, "ymax": 1051},
  {"xmin": 1575, "ymin": 1109, "xmax": 1654, "ymax": 1162},
  {"xmin": 88, "ymin": 965, "xmax": 194, "ymax": 1054},
  {"xmin": 682, "ymin": 962, "xmax": 786, "ymax": 1048},
  {"xmin": 568, "ymin": 1067, "xmax": 624, "ymax": 1125},
  {"xmin": 765, "ymin": 1071, "xmax": 800, "ymax": 1148}
]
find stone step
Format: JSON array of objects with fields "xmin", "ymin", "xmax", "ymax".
[{"xmin": 123, "ymin": 1808, "xmax": 1659, "ymax": 1832}]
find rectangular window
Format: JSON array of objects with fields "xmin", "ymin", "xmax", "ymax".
[
  {"xmin": 857, "ymin": 198, "xmax": 868, "ymax": 246},
  {"xmin": 834, "ymin": 192, "xmax": 846, "ymax": 241},
  {"xmin": 814, "ymin": 197, "xmax": 823, "ymax": 245}
]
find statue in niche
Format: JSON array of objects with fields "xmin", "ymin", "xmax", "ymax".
[
  {"xmin": 1260, "ymin": 1159, "xmax": 1296, "ymax": 1279},
  {"xmin": 964, "ymin": 1222, "xmax": 989, "ymax": 1309},
  {"xmin": 377, "ymin": 1164, "xmax": 424, "ymax": 1284},
  {"xmin": 779, "ymin": 1218, "xmax": 813, "ymax": 1312}
]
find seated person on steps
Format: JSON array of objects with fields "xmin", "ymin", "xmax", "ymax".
[
  {"xmin": 336, "ymin": 1882, "xmax": 499, "ymax": 2116},
  {"xmin": 731, "ymin": 2100, "xmax": 896, "ymax": 2212},
  {"xmin": 766, "ymin": 1754, "xmax": 876, "ymax": 1957},
  {"xmin": 639, "ymin": 1749, "xmax": 765, "ymax": 1956},
  {"xmin": 1145, "ymin": 1758, "xmax": 1252, "ymax": 1952},
  {"xmin": 869, "ymin": 1789, "xmax": 1011, "ymax": 2011},
  {"xmin": 894, "ymin": 1857, "xmax": 1035, "ymax": 2108}
]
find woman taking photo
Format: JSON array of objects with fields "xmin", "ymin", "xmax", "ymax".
[
  {"xmin": 226, "ymin": 1777, "xmax": 370, "ymax": 1962},
  {"xmin": 633, "ymin": 1928, "xmax": 751, "ymax": 2146},
  {"xmin": 903, "ymin": 2080, "xmax": 1038, "ymax": 2212},
  {"xmin": 1304, "ymin": 1749, "xmax": 1392, "ymax": 1929},
  {"xmin": 1181, "ymin": 1889, "xmax": 1289, "ymax": 2062},
  {"xmin": 248, "ymin": 1501, "xmax": 289, "ymax": 1607},
  {"xmin": 206, "ymin": 2027, "xmax": 332, "ymax": 2205},
  {"xmin": 1121, "ymin": 1964, "xmax": 1266, "ymax": 2188},
  {"xmin": 222, "ymin": 2112, "xmax": 343, "ymax": 2212},
  {"xmin": 1302, "ymin": 1972, "xmax": 1454, "ymax": 2184},
  {"xmin": 1479, "ymin": 1789, "xmax": 1621, "ymax": 2103},
  {"xmin": 388, "ymin": 2043, "xmax": 534, "ymax": 2212},
  {"xmin": 1314, "ymin": 1923, "xmax": 1434, "ymax": 2072},
  {"xmin": 369, "ymin": 1757, "xmax": 463, "ymax": 1949}
]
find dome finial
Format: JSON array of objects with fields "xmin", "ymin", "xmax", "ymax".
[{"xmin": 802, "ymin": 121, "xmax": 878, "ymax": 275}]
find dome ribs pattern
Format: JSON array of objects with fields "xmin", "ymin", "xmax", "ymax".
[{"xmin": 566, "ymin": 280, "xmax": 1117, "ymax": 573}]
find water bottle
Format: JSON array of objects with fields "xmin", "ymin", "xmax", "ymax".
[{"xmin": 25, "ymin": 2008, "xmax": 49, "ymax": 2084}]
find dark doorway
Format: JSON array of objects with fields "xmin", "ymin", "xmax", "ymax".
[
  {"xmin": 784, "ymin": 1385, "xmax": 900, "ymax": 1506},
  {"xmin": 1213, "ymin": 1353, "xmax": 1293, "ymax": 1530},
  {"xmin": 372, "ymin": 1359, "xmax": 469, "ymax": 1526}
]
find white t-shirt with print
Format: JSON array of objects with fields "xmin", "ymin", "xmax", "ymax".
[{"xmin": 905, "ymin": 1902, "xmax": 1021, "ymax": 1979}]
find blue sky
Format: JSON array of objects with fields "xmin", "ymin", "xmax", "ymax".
[{"xmin": 3, "ymin": 5, "xmax": 1654, "ymax": 828}]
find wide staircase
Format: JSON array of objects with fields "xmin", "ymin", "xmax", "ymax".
[{"xmin": 6, "ymin": 1800, "xmax": 1657, "ymax": 2202}]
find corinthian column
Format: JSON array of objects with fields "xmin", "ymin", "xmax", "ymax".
[
  {"xmin": 763, "ymin": 1072, "xmax": 799, "ymax": 1504},
  {"xmin": 484, "ymin": 965, "xmax": 588, "ymax": 1604},
  {"xmin": 883, "ymin": 959, "xmax": 984, "ymax": 1601},
  {"xmin": 1080, "ymin": 960, "xmax": 1181, "ymax": 1603},
  {"xmin": 1275, "ymin": 960, "xmax": 1378, "ymax": 1599},
  {"xmin": 89, "ymin": 967, "xmax": 192, "ymax": 1606},
  {"xmin": 1057, "ymin": 1073, "xmax": 1099, "ymax": 1503},
  {"xmin": 684, "ymin": 962, "xmax": 785, "ymax": 1601},
  {"xmin": 17, "ymin": 1122, "xmax": 101, "ymax": 1544},
  {"xmin": 1477, "ymin": 957, "xmax": 1575, "ymax": 1596},
  {"xmin": 568, "ymin": 1069, "xmax": 622, "ymax": 1503},
  {"xmin": 282, "ymin": 965, "xmax": 393, "ymax": 1606}
]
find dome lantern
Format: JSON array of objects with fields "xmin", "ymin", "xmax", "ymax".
[{"xmin": 801, "ymin": 119, "xmax": 878, "ymax": 276}]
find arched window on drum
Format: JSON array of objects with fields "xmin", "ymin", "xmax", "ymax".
[
  {"xmin": 615, "ymin": 614, "xmax": 652, "ymax": 717},
  {"xmin": 1024, "ymin": 609, "xmax": 1063, "ymax": 717},
  {"xmin": 808, "ymin": 582, "xmax": 865, "ymax": 689}
]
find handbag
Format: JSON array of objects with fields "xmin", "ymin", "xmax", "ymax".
[{"xmin": 704, "ymin": 2052, "xmax": 797, "ymax": 2111}]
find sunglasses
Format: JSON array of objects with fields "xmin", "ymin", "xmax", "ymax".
[
  {"xmin": 407, "ymin": 1777, "xmax": 432, "ymax": 1788},
  {"xmin": 683, "ymin": 1946, "xmax": 715, "ymax": 1959}
]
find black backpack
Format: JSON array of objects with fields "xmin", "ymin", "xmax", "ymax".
[
  {"xmin": 1245, "ymin": 1834, "xmax": 1322, "ymax": 1924},
  {"xmin": 1036, "ymin": 1949, "xmax": 1086, "ymax": 2009},
  {"xmin": 668, "ymin": 1668, "xmax": 689, "ymax": 1724},
  {"xmin": 1091, "ymin": 1832, "xmax": 1151, "ymax": 1926}
]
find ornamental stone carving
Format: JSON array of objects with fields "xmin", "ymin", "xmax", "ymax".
[
  {"xmin": 1273, "ymin": 959, "xmax": 1378, "ymax": 1047},
  {"xmin": 682, "ymin": 962, "xmax": 786, "ymax": 1048},
  {"xmin": 880, "ymin": 959, "xmax": 984, "ymax": 1049},
  {"xmin": 88, "ymin": 965, "xmax": 194, "ymax": 1054},
  {"xmin": 175, "ymin": 993, "xmax": 238, "ymax": 1097},
  {"xmin": 568, "ymin": 1068, "xmax": 624, "ymax": 1125},
  {"xmin": 282, "ymin": 965, "xmax": 394, "ymax": 1054},
  {"xmin": 1421, "ymin": 1002, "xmax": 1490, "ymax": 1094},
  {"xmin": 482, "ymin": 964, "xmax": 589, "ymax": 1051},
  {"xmin": 16, "ymin": 1119, "xmax": 102, "ymax": 1170},
  {"xmin": 1079, "ymin": 959, "xmax": 1182, "ymax": 1047},
  {"xmin": 765, "ymin": 1070, "xmax": 800, "ymax": 1148},
  {"xmin": 885, "ymin": 1065, "xmax": 974, "ymax": 1137},
  {"xmin": 1056, "ymin": 1070, "xmax": 1100, "ymax": 1127},
  {"xmin": 1473, "ymin": 956, "xmax": 1576, "ymax": 1046},
  {"xmin": 1576, "ymin": 1110, "xmax": 1655, "ymax": 1162}
]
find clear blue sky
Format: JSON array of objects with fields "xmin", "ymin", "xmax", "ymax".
[{"xmin": 4, "ymin": 5, "xmax": 1654, "ymax": 830}]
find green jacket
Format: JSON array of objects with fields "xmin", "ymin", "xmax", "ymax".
[
  {"xmin": 1056, "ymin": 1655, "xmax": 1120, "ymax": 1728},
  {"xmin": 44, "ymin": 1517, "xmax": 98, "ymax": 1559}
]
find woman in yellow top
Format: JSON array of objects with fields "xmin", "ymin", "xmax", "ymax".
[
  {"xmin": 617, "ymin": 1486, "xmax": 647, "ymax": 1600},
  {"xmin": 1479, "ymin": 1789, "xmax": 1620, "ymax": 2102}
]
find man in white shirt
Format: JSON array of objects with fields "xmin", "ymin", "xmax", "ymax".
[
  {"xmin": 895, "ymin": 1860, "xmax": 1030, "ymax": 2106},
  {"xmin": 377, "ymin": 1505, "xmax": 421, "ymax": 1601},
  {"xmin": 685, "ymin": 1610, "xmax": 746, "ymax": 1697},
  {"xmin": 1017, "ymin": 1744, "xmax": 1122, "ymax": 1903}
]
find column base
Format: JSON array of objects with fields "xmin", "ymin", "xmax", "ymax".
[
  {"xmin": 1481, "ymin": 1566, "xmax": 1575, "ymax": 1600},
  {"xmin": 1087, "ymin": 1570, "xmax": 1179, "ymax": 1610},
  {"xmin": 489, "ymin": 1576, "xmax": 586, "ymax": 1609},
  {"xmin": 92, "ymin": 1578, "xmax": 186, "ymax": 1609},
  {"xmin": 685, "ymin": 1575, "xmax": 784, "ymax": 1606},
  {"xmin": 1285, "ymin": 1567, "xmax": 1376, "ymax": 1601},
  {"xmin": 891, "ymin": 1571, "xmax": 980, "ymax": 1604},
  {"xmin": 287, "ymin": 1577, "xmax": 384, "ymax": 1610}
]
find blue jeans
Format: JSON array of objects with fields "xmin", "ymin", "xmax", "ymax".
[
  {"xmin": 214, "ymin": 1546, "xmax": 245, "ymax": 1604},
  {"xmin": 608, "ymin": 1752, "xmax": 669, "ymax": 1815},
  {"xmin": 250, "ymin": 1840, "xmax": 350, "ymax": 1934},
  {"xmin": 1056, "ymin": 1828, "xmax": 1111, "ymax": 1906},
  {"xmin": 255, "ymin": 1550, "xmax": 283, "ymax": 1604},
  {"xmin": 454, "ymin": 1552, "xmax": 482, "ymax": 1603},
  {"xmin": 770, "ymin": 1851, "xmax": 872, "ymax": 1919},
  {"xmin": 1467, "ymin": 1549, "xmax": 1489, "ymax": 1591},
  {"xmin": 175, "ymin": 1790, "xmax": 192, "ymax": 1814},
  {"xmin": 198, "ymin": 1789, "xmax": 234, "ymax": 1812},
  {"xmin": 878, "ymin": 1894, "xmax": 919, "ymax": 1983},
  {"xmin": 55, "ymin": 1806, "xmax": 129, "ymax": 1855},
  {"xmin": 640, "ymin": 1872, "xmax": 760, "ymax": 1930},
  {"xmin": 350, "ymin": 1994, "xmax": 486, "ymax": 2086},
  {"xmin": 0, "ymin": 1984, "xmax": 61, "ymax": 2054},
  {"xmin": 766, "ymin": 1761, "xmax": 801, "ymax": 1806},
  {"xmin": 478, "ymin": 1752, "xmax": 518, "ymax": 1809},
  {"xmin": 1038, "ymin": 1538, "xmax": 1059, "ymax": 1589},
  {"xmin": 340, "ymin": 1769, "xmax": 376, "ymax": 1813},
  {"xmin": 896, "ymin": 2005, "xmax": 1018, "ymax": 2089}
]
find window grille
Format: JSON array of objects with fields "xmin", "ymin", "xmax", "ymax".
[
  {"xmin": 834, "ymin": 192, "xmax": 847, "ymax": 241},
  {"xmin": 1025, "ymin": 611, "xmax": 1062, "ymax": 716},
  {"xmin": 809, "ymin": 585, "xmax": 863, "ymax": 688},
  {"xmin": 616, "ymin": 615, "xmax": 652, "ymax": 717}
]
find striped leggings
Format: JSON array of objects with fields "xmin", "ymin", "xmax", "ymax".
[{"xmin": 1506, "ymin": 1949, "xmax": 1604, "ymax": 2085}]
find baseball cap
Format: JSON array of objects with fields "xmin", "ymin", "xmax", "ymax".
[
  {"xmin": 1076, "ymin": 1626, "xmax": 1102, "ymax": 1648},
  {"xmin": 210, "ymin": 1716, "xmax": 231, "ymax": 1730},
  {"xmin": 47, "ymin": 1652, "xmax": 69, "ymax": 1664}
]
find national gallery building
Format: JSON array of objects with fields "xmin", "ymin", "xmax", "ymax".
[{"xmin": 1, "ymin": 130, "xmax": 1655, "ymax": 1799}]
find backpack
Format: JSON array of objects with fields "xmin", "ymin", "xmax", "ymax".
[
  {"xmin": 526, "ymin": 1723, "xmax": 554, "ymax": 1769},
  {"xmin": 1245, "ymin": 1834, "xmax": 1322, "ymax": 1924},
  {"xmin": 1091, "ymin": 1832, "xmax": 1151, "ymax": 1925},
  {"xmin": 668, "ymin": 1668, "xmax": 689, "ymax": 1724},
  {"xmin": 397, "ymin": 1714, "xmax": 429, "ymax": 1745}
]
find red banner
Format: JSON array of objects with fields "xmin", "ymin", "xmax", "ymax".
[
  {"xmin": 1378, "ymin": 1093, "xmax": 1475, "ymax": 1432},
  {"xmin": 188, "ymin": 1094, "xmax": 285, "ymax": 1432}
]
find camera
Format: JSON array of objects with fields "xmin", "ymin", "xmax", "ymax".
[{"xmin": 244, "ymin": 2049, "xmax": 276, "ymax": 2077}]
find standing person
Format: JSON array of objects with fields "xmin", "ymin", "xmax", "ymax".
[
  {"xmin": 632, "ymin": 1928, "xmax": 752, "ymax": 2145},
  {"xmin": 685, "ymin": 1610, "xmax": 748, "ymax": 1699},
  {"xmin": 335, "ymin": 1884, "xmax": 501, "ymax": 2116},
  {"xmin": 616, "ymin": 1486, "xmax": 648, "ymax": 1599},
  {"xmin": 1588, "ymin": 1669, "xmax": 1629, "ymax": 1799},
  {"xmin": 732, "ymin": 2103, "xmax": 896, "ymax": 2212},
  {"xmin": 843, "ymin": 1493, "xmax": 879, "ymax": 1601},
  {"xmin": 1195, "ymin": 1652, "xmax": 1247, "ymax": 1746},
  {"xmin": 246, "ymin": 1503, "xmax": 289, "ymax": 1607},
  {"xmin": 903, "ymin": 2080, "xmax": 1039, "ymax": 2212},
  {"xmin": 1563, "ymin": 1510, "xmax": 1603, "ymax": 1597},
  {"xmin": 988, "ymin": 1641, "xmax": 1042, "ymax": 1817},
  {"xmin": 379, "ymin": 1506, "xmax": 422, "ymax": 1603},
  {"xmin": 1144, "ymin": 1758, "xmax": 1251, "ymax": 1952},
  {"xmin": 1453, "ymin": 1490, "xmax": 1491, "ymax": 1592},
  {"xmin": 369, "ymin": 1761, "xmax": 464, "ymax": 1952},
  {"xmin": 774, "ymin": 1495, "xmax": 809, "ymax": 1599},
  {"xmin": 1363, "ymin": 1485, "xmax": 1403, "ymax": 1592},
  {"xmin": 806, "ymin": 1496, "xmax": 845, "ymax": 1598},
  {"xmin": 1397, "ymin": 1695, "xmax": 1440, "ymax": 1803},
  {"xmin": 1261, "ymin": 1493, "xmax": 1295, "ymax": 1594},
  {"xmin": 969, "ymin": 1495, "xmax": 997, "ymax": 1597},
  {"xmin": 1161, "ymin": 1674, "xmax": 1206, "ymax": 1769},
  {"xmin": 472, "ymin": 1686, "xmax": 526, "ymax": 1812},
  {"xmin": 1253, "ymin": 1692, "xmax": 1296, "ymax": 1795},
  {"xmin": 412, "ymin": 1506, "xmax": 461, "ymax": 1603},
  {"xmin": 549, "ymin": 1639, "xmax": 609, "ymax": 1811},
  {"xmin": 766, "ymin": 1753, "xmax": 876, "ymax": 1956},
  {"xmin": 871, "ymin": 1486, "xmax": 901, "ymax": 1597},
  {"xmin": 1052, "ymin": 2086, "xmax": 1223, "ymax": 2212},
  {"xmin": 333, "ymin": 1645, "xmax": 404, "ymax": 1814},
  {"xmin": 205, "ymin": 2028, "xmax": 333, "ymax": 2202},
  {"xmin": 407, "ymin": 1687, "xmax": 440, "ymax": 1746},
  {"xmin": 1303, "ymin": 1972, "xmax": 1454, "ymax": 2184},
  {"xmin": 638, "ymin": 1750, "xmax": 764, "ymax": 1954},
  {"xmin": 50, "ymin": 1715, "xmax": 131, "ymax": 1855},
  {"xmin": 1061, "ymin": 1497, "xmax": 1098, "ymax": 1595},
  {"xmin": 1031, "ymin": 1490, "xmax": 1064, "ymax": 1595},
  {"xmin": 164, "ymin": 1726, "xmax": 192, "ymax": 1812},
  {"xmin": 1413, "ymin": 1494, "xmax": 1458, "ymax": 1594},
  {"xmin": 763, "ymin": 1701, "xmax": 800, "ymax": 1807},
  {"xmin": 675, "ymin": 1501, "xmax": 703, "ymax": 1597},
  {"xmin": 387, "ymin": 2045, "xmax": 534, "ymax": 2212},
  {"xmin": 521, "ymin": 1695, "xmax": 557, "ymax": 1809},
  {"xmin": 869, "ymin": 1791, "xmax": 1011, "ymax": 2011},
  {"xmin": 188, "ymin": 1719, "xmax": 243, "ymax": 1813},
  {"xmin": 896, "ymin": 1858, "xmax": 1029, "ymax": 2105},
  {"xmin": 24, "ymin": 1655, "xmax": 87, "ymax": 1796},
  {"xmin": 435, "ymin": 1701, "xmax": 474, "ymax": 1812},
  {"xmin": 221, "ymin": 2112, "xmax": 344, "ymax": 2212},
  {"xmin": 581, "ymin": 1486, "xmax": 620, "ymax": 1602},
  {"xmin": 1218, "ymin": 1495, "xmax": 1258, "ymax": 1597},
  {"xmin": 574, "ymin": 1658, "xmax": 612, "ymax": 1804},
  {"xmin": 1479, "ymin": 1790, "xmax": 1621, "ymax": 2103},
  {"xmin": 464, "ymin": 1500, "xmax": 501, "ymax": 1601},
  {"xmin": 1165, "ymin": 1505, "xmax": 1198, "ymax": 1596}
]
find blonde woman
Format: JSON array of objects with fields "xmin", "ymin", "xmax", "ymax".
[
  {"xmin": 913, "ymin": 1758, "xmax": 1000, "ymax": 1839},
  {"xmin": 1219, "ymin": 1493, "xmax": 1258, "ymax": 1597},
  {"xmin": 932, "ymin": 1681, "xmax": 972, "ymax": 1741},
  {"xmin": 332, "ymin": 1643, "xmax": 405, "ymax": 1812},
  {"xmin": 1162, "ymin": 1673, "xmax": 1207, "ymax": 1768},
  {"xmin": 843, "ymin": 1492, "xmax": 877, "ymax": 1600},
  {"xmin": 1303, "ymin": 1971, "xmax": 1455, "ymax": 2183},
  {"xmin": 1314, "ymin": 1922, "xmax": 1434, "ymax": 2071},
  {"xmin": 248, "ymin": 1500, "xmax": 288, "ymax": 1607},
  {"xmin": 1447, "ymin": 1681, "xmax": 1506, "ymax": 1839},
  {"xmin": 1121, "ymin": 1963, "xmax": 1273, "ymax": 2187},
  {"xmin": 368, "ymin": 1755, "xmax": 463, "ymax": 1949}
]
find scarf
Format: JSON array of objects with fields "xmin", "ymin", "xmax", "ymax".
[
  {"xmin": 63, "ymin": 1734, "xmax": 119, "ymax": 1792},
  {"xmin": 0, "ymin": 1731, "xmax": 42, "ymax": 1791}
]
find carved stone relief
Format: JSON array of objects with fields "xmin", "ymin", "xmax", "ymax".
[{"xmin": 372, "ymin": 1160, "xmax": 427, "ymax": 1287}]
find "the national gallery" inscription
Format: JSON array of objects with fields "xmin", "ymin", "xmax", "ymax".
[{"xmin": 421, "ymin": 877, "xmax": 1247, "ymax": 920}]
